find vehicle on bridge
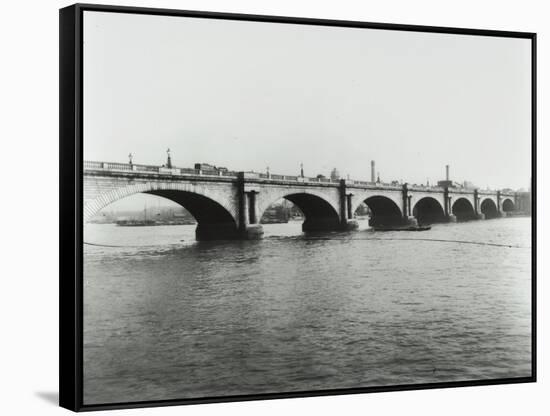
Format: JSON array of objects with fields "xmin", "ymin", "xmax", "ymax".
[{"xmin": 194, "ymin": 163, "xmax": 228, "ymax": 174}]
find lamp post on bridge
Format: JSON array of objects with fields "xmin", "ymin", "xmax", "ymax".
[
  {"xmin": 128, "ymin": 152, "xmax": 133, "ymax": 166},
  {"xmin": 166, "ymin": 148, "xmax": 172, "ymax": 168}
]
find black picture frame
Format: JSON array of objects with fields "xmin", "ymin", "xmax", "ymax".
[{"xmin": 59, "ymin": 3, "xmax": 537, "ymax": 412}]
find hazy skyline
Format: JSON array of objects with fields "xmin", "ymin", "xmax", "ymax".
[{"xmin": 83, "ymin": 11, "xmax": 532, "ymax": 197}]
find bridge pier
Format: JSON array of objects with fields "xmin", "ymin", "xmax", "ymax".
[
  {"xmin": 401, "ymin": 184, "xmax": 418, "ymax": 227},
  {"xmin": 340, "ymin": 181, "xmax": 359, "ymax": 231},
  {"xmin": 495, "ymin": 191, "xmax": 505, "ymax": 218},
  {"xmin": 236, "ymin": 172, "xmax": 265, "ymax": 240},
  {"xmin": 442, "ymin": 187, "xmax": 457, "ymax": 222},
  {"xmin": 472, "ymin": 189, "xmax": 485, "ymax": 220}
]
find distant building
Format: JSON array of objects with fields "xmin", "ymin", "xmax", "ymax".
[
  {"xmin": 437, "ymin": 180, "xmax": 465, "ymax": 188},
  {"xmin": 355, "ymin": 203, "xmax": 370, "ymax": 217},
  {"xmin": 437, "ymin": 180, "xmax": 453, "ymax": 188},
  {"xmin": 260, "ymin": 200, "xmax": 303, "ymax": 223},
  {"xmin": 330, "ymin": 168, "xmax": 340, "ymax": 180},
  {"xmin": 260, "ymin": 205, "xmax": 289, "ymax": 224}
]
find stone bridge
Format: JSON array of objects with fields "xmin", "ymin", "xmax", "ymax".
[{"xmin": 83, "ymin": 161, "xmax": 519, "ymax": 240}]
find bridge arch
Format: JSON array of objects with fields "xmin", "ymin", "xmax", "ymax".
[
  {"xmin": 452, "ymin": 197, "xmax": 475, "ymax": 221},
  {"xmin": 354, "ymin": 195, "xmax": 403, "ymax": 227},
  {"xmin": 480, "ymin": 198, "xmax": 498, "ymax": 219},
  {"xmin": 84, "ymin": 181, "xmax": 239, "ymax": 240},
  {"xmin": 502, "ymin": 198, "xmax": 515, "ymax": 212},
  {"xmin": 258, "ymin": 191, "xmax": 341, "ymax": 232},
  {"xmin": 412, "ymin": 197, "xmax": 446, "ymax": 225}
]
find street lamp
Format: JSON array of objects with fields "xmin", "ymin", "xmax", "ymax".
[{"xmin": 166, "ymin": 148, "xmax": 172, "ymax": 168}]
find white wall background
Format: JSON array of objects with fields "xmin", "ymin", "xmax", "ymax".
[{"xmin": 0, "ymin": 0, "xmax": 546, "ymax": 414}]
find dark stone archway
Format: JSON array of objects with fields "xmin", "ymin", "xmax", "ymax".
[
  {"xmin": 363, "ymin": 196, "xmax": 403, "ymax": 226},
  {"xmin": 413, "ymin": 197, "xmax": 446, "ymax": 225},
  {"xmin": 146, "ymin": 190, "xmax": 239, "ymax": 240},
  {"xmin": 502, "ymin": 199, "xmax": 515, "ymax": 212},
  {"xmin": 452, "ymin": 198, "xmax": 476, "ymax": 222},
  {"xmin": 480, "ymin": 198, "xmax": 499, "ymax": 219},
  {"xmin": 279, "ymin": 193, "xmax": 342, "ymax": 232}
]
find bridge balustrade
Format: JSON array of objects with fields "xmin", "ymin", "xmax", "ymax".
[
  {"xmin": 83, "ymin": 161, "xmax": 103, "ymax": 169},
  {"xmin": 83, "ymin": 160, "xmax": 510, "ymax": 199},
  {"xmin": 410, "ymin": 185, "xmax": 441, "ymax": 191},
  {"xmin": 105, "ymin": 162, "xmax": 133, "ymax": 171},
  {"xmin": 306, "ymin": 177, "xmax": 331, "ymax": 183}
]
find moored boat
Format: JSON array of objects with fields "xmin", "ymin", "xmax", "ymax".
[{"xmin": 116, "ymin": 219, "xmax": 157, "ymax": 226}]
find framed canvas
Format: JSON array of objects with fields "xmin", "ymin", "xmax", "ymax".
[{"xmin": 59, "ymin": 3, "xmax": 536, "ymax": 411}]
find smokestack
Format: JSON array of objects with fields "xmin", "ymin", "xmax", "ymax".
[
  {"xmin": 371, "ymin": 160, "xmax": 375, "ymax": 182},
  {"xmin": 446, "ymin": 165, "xmax": 449, "ymax": 181}
]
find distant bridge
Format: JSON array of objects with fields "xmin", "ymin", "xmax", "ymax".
[{"xmin": 84, "ymin": 160, "xmax": 522, "ymax": 240}]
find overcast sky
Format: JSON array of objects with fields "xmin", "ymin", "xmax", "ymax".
[{"xmin": 83, "ymin": 11, "xmax": 531, "ymax": 194}]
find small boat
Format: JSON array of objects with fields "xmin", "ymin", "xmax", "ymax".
[
  {"xmin": 116, "ymin": 204, "xmax": 157, "ymax": 226},
  {"xmin": 373, "ymin": 225, "xmax": 431, "ymax": 232}
]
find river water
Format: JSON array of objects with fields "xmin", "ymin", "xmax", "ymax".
[{"xmin": 83, "ymin": 218, "xmax": 532, "ymax": 405}]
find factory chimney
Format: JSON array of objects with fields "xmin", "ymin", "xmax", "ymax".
[
  {"xmin": 371, "ymin": 160, "xmax": 375, "ymax": 182},
  {"xmin": 446, "ymin": 165, "xmax": 450, "ymax": 181}
]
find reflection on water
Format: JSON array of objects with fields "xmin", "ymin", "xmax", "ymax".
[{"xmin": 83, "ymin": 218, "xmax": 532, "ymax": 405}]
